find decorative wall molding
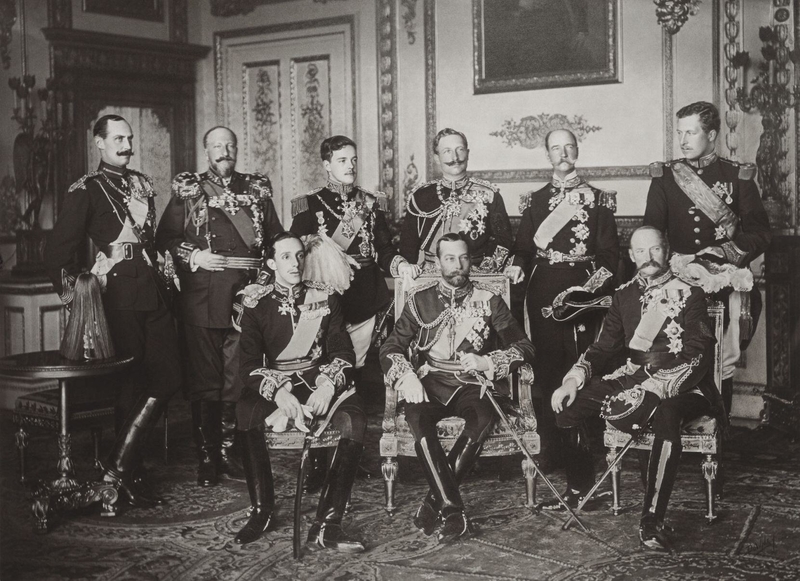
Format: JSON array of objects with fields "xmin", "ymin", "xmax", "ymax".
[
  {"xmin": 469, "ymin": 166, "xmax": 650, "ymax": 184},
  {"xmin": 424, "ymin": 0, "xmax": 437, "ymax": 180},
  {"xmin": 662, "ymin": 30, "xmax": 675, "ymax": 160},
  {"xmin": 403, "ymin": 154, "xmax": 420, "ymax": 202},
  {"xmin": 377, "ymin": 0, "xmax": 399, "ymax": 212},
  {"xmin": 83, "ymin": 0, "xmax": 164, "ymax": 22},
  {"xmin": 38, "ymin": 305, "xmax": 64, "ymax": 352},
  {"xmin": 722, "ymin": 0, "xmax": 741, "ymax": 160},
  {"xmin": 210, "ymin": 0, "xmax": 347, "ymax": 18},
  {"xmin": 654, "ymin": 0, "xmax": 702, "ymax": 35},
  {"xmin": 490, "ymin": 114, "xmax": 601, "ymax": 150},
  {"xmin": 4, "ymin": 307, "xmax": 24, "ymax": 355},
  {"xmin": 401, "ymin": 0, "xmax": 418, "ymax": 45}
]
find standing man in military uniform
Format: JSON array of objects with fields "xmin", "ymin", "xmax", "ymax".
[
  {"xmin": 644, "ymin": 101, "xmax": 771, "ymax": 414},
  {"xmin": 45, "ymin": 114, "xmax": 181, "ymax": 508},
  {"xmin": 401, "ymin": 128, "xmax": 515, "ymax": 273},
  {"xmin": 509, "ymin": 129, "xmax": 619, "ymax": 473},
  {"xmin": 380, "ymin": 233, "xmax": 535, "ymax": 543},
  {"xmin": 233, "ymin": 232, "xmax": 366, "ymax": 552},
  {"xmin": 156, "ymin": 126, "xmax": 283, "ymax": 487},
  {"xmin": 550, "ymin": 226, "xmax": 717, "ymax": 551}
]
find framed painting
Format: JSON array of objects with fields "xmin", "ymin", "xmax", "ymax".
[
  {"xmin": 473, "ymin": 0, "xmax": 621, "ymax": 94},
  {"xmin": 83, "ymin": 0, "xmax": 164, "ymax": 22}
]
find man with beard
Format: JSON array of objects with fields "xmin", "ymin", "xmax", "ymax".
[
  {"xmin": 380, "ymin": 232, "xmax": 535, "ymax": 543},
  {"xmin": 401, "ymin": 128, "xmax": 515, "ymax": 274},
  {"xmin": 233, "ymin": 232, "xmax": 366, "ymax": 552},
  {"xmin": 290, "ymin": 135, "xmax": 418, "ymax": 491},
  {"xmin": 509, "ymin": 128, "xmax": 618, "ymax": 477},
  {"xmin": 549, "ymin": 226, "xmax": 718, "ymax": 551},
  {"xmin": 644, "ymin": 101, "xmax": 771, "ymax": 415},
  {"xmin": 45, "ymin": 114, "xmax": 181, "ymax": 508},
  {"xmin": 156, "ymin": 126, "xmax": 283, "ymax": 487}
]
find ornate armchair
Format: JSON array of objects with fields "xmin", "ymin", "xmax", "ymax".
[
  {"xmin": 379, "ymin": 273, "xmax": 540, "ymax": 515},
  {"xmin": 604, "ymin": 301, "xmax": 725, "ymax": 523}
]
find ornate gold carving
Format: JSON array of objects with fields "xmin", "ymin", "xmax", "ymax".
[
  {"xmin": 655, "ymin": 0, "xmax": 703, "ymax": 35},
  {"xmin": 491, "ymin": 114, "xmax": 601, "ymax": 150},
  {"xmin": 663, "ymin": 30, "xmax": 675, "ymax": 160},
  {"xmin": 378, "ymin": 0, "xmax": 399, "ymax": 211},
  {"xmin": 470, "ymin": 166, "xmax": 650, "ymax": 184},
  {"xmin": 723, "ymin": 0, "xmax": 742, "ymax": 160},
  {"xmin": 401, "ymin": 0, "xmax": 418, "ymax": 45}
]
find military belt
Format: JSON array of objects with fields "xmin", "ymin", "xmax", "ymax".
[
  {"xmin": 223, "ymin": 257, "xmax": 262, "ymax": 270},
  {"xmin": 103, "ymin": 242, "xmax": 146, "ymax": 261},
  {"xmin": 629, "ymin": 350, "xmax": 674, "ymax": 367},
  {"xmin": 272, "ymin": 357, "xmax": 320, "ymax": 373},
  {"xmin": 424, "ymin": 354, "xmax": 464, "ymax": 372},
  {"xmin": 536, "ymin": 249, "xmax": 594, "ymax": 264}
]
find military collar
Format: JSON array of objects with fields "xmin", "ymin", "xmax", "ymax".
[
  {"xmin": 635, "ymin": 268, "xmax": 673, "ymax": 291},
  {"xmin": 326, "ymin": 179, "xmax": 354, "ymax": 198},
  {"xmin": 437, "ymin": 279, "xmax": 473, "ymax": 303},
  {"xmin": 687, "ymin": 152, "xmax": 718, "ymax": 169},
  {"xmin": 439, "ymin": 176, "xmax": 470, "ymax": 191},
  {"xmin": 273, "ymin": 281, "xmax": 304, "ymax": 299},
  {"xmin": 205, "ymin": 168, "xmax": 236, "ymax": 187},
  {"xmin": 551, "ymin": 171, "xmax": 581, "ymax": 189},
  {"xmin": 99, "ymin": 161, "xmax": 128, "ymax": 180}
]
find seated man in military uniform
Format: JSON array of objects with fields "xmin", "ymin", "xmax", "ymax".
[{"xmin": 380, "ymin": 232, "xmax": 535, "ymax": 543}]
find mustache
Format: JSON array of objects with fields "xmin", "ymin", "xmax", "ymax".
[
  {"xmin": 445, "ymin": 159, "xmax": 466, "ymax": 166},
  {"xmin": 215, "ymin": 156, "xmax": 235, "ymax": 162},
  {"xmin": 638, "ymin": 260, "xmax": 662, "ymax": 269},
  {"xmin": 117, "ymin": 150, "xmax": 133, "ymax": 157}
]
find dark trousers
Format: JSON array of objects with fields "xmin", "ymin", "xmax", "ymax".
[
  {"xmin": 104, "ymin": 296, "xmax": 182, "ymax": 409},
  {"xmin": 181, "ymin": 323, "xmax": 243, "ymax": 403},
  {"xmin": 405, "ymin": 385, "xmax": 495, "ymax": 443}
]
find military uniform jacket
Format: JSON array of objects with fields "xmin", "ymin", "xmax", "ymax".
[
  {"xmin": 45, "ymin": 162, "xmax": 163, "ymax": 311},
  {"xmin": 238, "ymin": 282, "xmax": 355, "ymax": 402},
  {"xmin": 290, "ymin": 183, "xmax": 402, "ymax": 325},
  {"xmin": 565, "ymin": 271, "xmax": 716, "ymax": 401},
  {"xmin": 155, "ymin": 170, "xmax": 283, "ymax": 328},
  {"xmin": 401, "ymin": 177, "xmax": 514, "ymax": 269},
  {"xmin": 644, "ymin": 155, "xmax": 771, "ymax": 266},
  {"xmin": 380, "ymin": 279, "xmax": 535, "ymax": 405}
]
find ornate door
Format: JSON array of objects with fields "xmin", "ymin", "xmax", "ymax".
[{"xmin": 215, "ymin": 19, "xmax": 356, "ymax": 226}]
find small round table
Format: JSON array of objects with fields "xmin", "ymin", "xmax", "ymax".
[{"xmin": 0, "ymin": 350, "xmax": 134, "ymax": 532}]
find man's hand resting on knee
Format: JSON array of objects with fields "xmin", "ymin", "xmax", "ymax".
[{"xmin": 551, "ymin": 377, "xmax": 580, "ymax": 414}]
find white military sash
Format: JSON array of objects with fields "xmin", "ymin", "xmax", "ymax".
[
  {"xmin": 428, "ymin": 289, "xmax": 493, "ymax": 360},
  {"xmin": 533, "ymin": 187, "xmax": 594, "ymax": 250},
  {"xmin": 628, "ymin": 278, "xmax": 690, "ymax": 352},
  {"xmin": 277, "ymin": 288, "xmax": 328, "ymax": 361},
  {"xmin": 671, "ymin": 162, "xmax": 738, "ymax": 239}
]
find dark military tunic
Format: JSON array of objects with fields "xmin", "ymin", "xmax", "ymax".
[
  {"xmin": 44, "ymin": 161, "xmax": 181, "ymax": 400},
  {"xmin": 290, "ymin": 182, "xmax": 403, "ymax": 325},
  {"xmin": 401, "ymin": 177, "xmax": 514, "ymax": 271}
]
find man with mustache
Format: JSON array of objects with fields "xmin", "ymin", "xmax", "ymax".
[
  {"xmin": 156, "ymin": 126, "xmax": 283, "ymax": 487},
  {"xmin": 45, "ymin": 114, "xmax": 181, "ymax": 509},
  {"xmin": 290, "ymin": 135, "xmax": 418, "ymax": 492},
  {"xmin": 401, "ymin": 128, "xmax": 514, "ymax": 274},
  {"xmin": 509, "ymin": 128, "xmax": 618, "ymax": 478},
  {"xmin": 380, "ymin": 232, "xmax": 535, "ymax": 543},
  {"xmin": 549, "ymin": 226, "xmax": 718, "ymax": 551},
  {"xmin": 644, "ymin": 101, "xmax": 771, "ymax": 416}
]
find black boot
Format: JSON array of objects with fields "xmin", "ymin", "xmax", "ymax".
[
  {"xmin": 539, "ymin": 426, "xmax": 595, "ymax": 511},
  {"xmin": 234, "ymin": 429, "xmax": 275, "ymax": 545},
  {"xmin": 414, "ymin": 434, "xmax": 482, "ymax": 536},
  {"xmin": 303, "ymin": 448, "xmax": 328, "ymax": 493},
  {"xmin": 219, "ymin": 402, "xmax": 245, "ymax": 480},
  {"xmin": 307, "ymin": 439, "xmax": 365, "ymax": 553},
  {"xmin": 721, "ymin": 378, "xmax": 733, "ymax": 420},
  {"xmin": 102, "ymin": 394, "xmax": 169, "ymax": 508},
  {"xmin": 191, "ymin": 401, "xmax": 219, "ymax": 487},
  {"xmin": 415, "ymin": 437, "xmax": 470, "ymax": 544},
  {"xmin": 639, "ymin": 438, "xmax": 682, "ymax": 552}
]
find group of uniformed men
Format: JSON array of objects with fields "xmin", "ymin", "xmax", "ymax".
[{"xmin": 44, "ymin": 100, "xmax": 770, "ymax": 553}]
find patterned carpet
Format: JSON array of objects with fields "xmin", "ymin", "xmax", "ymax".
[{"xmin": 1, "ymin": 396, "xmax": 799, "ymax": 581}]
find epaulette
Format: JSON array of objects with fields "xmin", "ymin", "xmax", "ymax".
[
  {"xmin": 598, "ymin": 190, "xmax": 617, "ymax": 212},
  {"xmin": 473, "ymin": 281, "xmax": 503, "ymax": 296},
  {"xmin": 518, "ymin": 192, "xmax": 532, "ymax": 213},
  {"xmin": 469, "ymin": 177, "xmax": 499, "ymax": 192},
  {"xmin": 738, "ymin": 162, "xmax": 756, "ymax": 181},
  {"xmin": 406, "ymin": 280, "xmax": 438, "ymax": 304},
  {"xmin": 172, "ymin": 172, "xmax": 203, "ymax": 199},
  {"xmin": 408, "ymin": 179, "xmax": 438, "ymax": 198},
  {"xmin": 291, "ymin": 187, "xmax": 323, "ymax": 217},
  {"xmin": 68, "ymin": 171, "xmax": 101, "ymax": 193},
  {"xmin": 247, "ymin": 172, "xmax": 273, "ymax": 199},
  {"xmin": 240, "ymin": 284, "xmax": 273, "ymax": 309},
  {"xmin": 304, "ymin": 280, "xmax": 337, "ymax": 295},
  {"xmin": 649, "ymin": 161, "xmax": 664, "ymax": 178},
  {"xmin": 359, "ymin": 187, "xmax": 389, "ymax": 212},
  {"xmin": 127, "ymin": 169, "xmax": 155, "ymax": 189}
]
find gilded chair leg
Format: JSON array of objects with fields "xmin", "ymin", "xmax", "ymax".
[
  {"xmin": 702, "ymin": 453, "xmax": 718, "ymax": 524},
  {"xmin": 607, "ymin": 446, "xmax": 621, "ymax": 516},
  {"xmin": 382, "ymin": 457, "xmax": 398, "ymax": 516},
  {"xmin": 91, "ymin": 427, "xmax": 103, "ymax": 470},
  {"xmin": 15, "ymin": 427, "xmax": 29, "ymax": 485},
  {"xmin": 522, "ymin": 456, "xmax": 536, "ymax": 508}
]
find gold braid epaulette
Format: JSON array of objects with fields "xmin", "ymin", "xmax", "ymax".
[
  {"xmin": 405, "ymin": 281, "xmax": 439, "ymax": 323},
  {"xmin": 172, "ymin": 172, "xmax": 203, "ymax": 199},
  {"xmin": 359, "ymin": 187, "xmax": 389, "ymax": 212},
  {"xmin": 469, "ymin": 177, "xmax": 499, "ymax": 193},
  {"xmin": 406, "ymin": 180, "xmax": 438, "ymax": 208},
  {"xmin": 518, "ymin": 191, "xmax": 533, "ymax": 213},
  {"xmin": 473, "ymin": 281, "xmax": 503, "ymax": 296},
  {"xmin": 127, "ymin": 169, "xmax": 155, "ymax": 190},
  {"xmin": 68, "ymin": 171, "xmax": 101, "ymax": 193},
  {"xmin": 649, "ymin": 161, "xmax": 665, "ymax": 178},
  {"xmin": 247, "ymin": 172, "xmax": 273, "ymax": 199},
  {"xmin": 291, "ymin": 187, "xmax": 323, "ymax": 217}
]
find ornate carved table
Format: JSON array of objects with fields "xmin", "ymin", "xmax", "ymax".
[{"xmin": 0, "ymin": 350, "xmax": 134, "ymax": 532}]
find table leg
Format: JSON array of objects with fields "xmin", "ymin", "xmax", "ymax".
[{"xmin": 53, "ymin": 378, "xmax": 78, "ymax": 491}]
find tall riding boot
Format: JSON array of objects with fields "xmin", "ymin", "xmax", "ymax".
[
  {"xmin": 234, "ymin": 429, "xmax": 275, "ymax": 545},
  {"xmin": 303, "ymin": 448, "xmax": 328, "ymax": 493},
  {"xmin": 191, "ymin": 401, "xmax": 219, "ymax": 487},
  {"xmin": 307, "ymin": 438, "xmax": 365, "ymax": 553},
  {"xmin": 102, "ymin": 394, "xmax": 170, "ymax": 508},
  {"xmin": 539, "ymin": 425, "xmax": 594, "ymax": 510},
  {"xmin": 639, "ymin": 438, "xmax": 682, "ymax": 551},
  {"xmin": 219, "ymin": 402, "xmax": 245, "ymax": 480},
  {"xmin": 415, "ymin": 437, "xmax": 470, "ymax": 543},
  {"xmin": 414, "ymin": 434, "xmax": 482, "ymax": 536},
  {"xmin": 721, "ymin": 378, "xmax": 734, "ymax": 420}
]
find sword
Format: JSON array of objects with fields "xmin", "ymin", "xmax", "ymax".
[
  {"xmin": 470, "ymin": 371, "xmax": 590, "ymax": 533},
  {"xmin": 293, "ymin": 386, "xmax": 356, "ymax": 559}
]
